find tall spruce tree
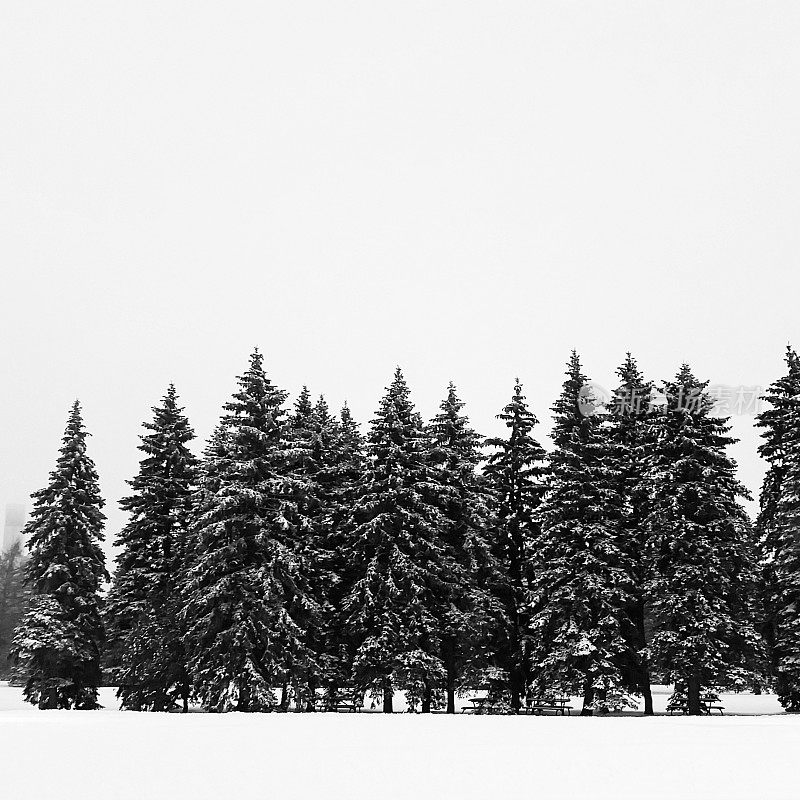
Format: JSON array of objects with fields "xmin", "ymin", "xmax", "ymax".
[
  {"xmin": 105, "ymin": 385, "xmax": 199, "ymax": 711},
  {"xmin": 322, "ymin": 402, "xmax": 367, "ymax": 694},
  {"xmin": 310, "ymin": 396, "xmax": 349, "ymax": 519},
  {"xmin": 756, "ymin": 346, "xmax": 800, "ymax": 547},
  {"xmin": 182, "ymin": 351, "xmax": 319, "ymax": 711},
  {"xmin": 341, "ymin": 368, "xmax": 456, "ymax": 712},
  {"xmin": 428, "ymin": 383, "xmax": 502, "ymax": 713},
  {"xmin": 644, "ymin": 366, "xmax": 760, "ymax": 715},
  {"xmin": 11, "ymin": 402, "xmax": 108, "ymax": 709},
  {"xmin": 767, "ymin": 411, "xmax": 800, "ymax": 710},
  {"xmin": 528, "ymin": 352, "xmax": 635, "ymax": 715},
  {"xmin": 483, "ymin": 379, "xmax": 547, "ymax": 711},
  {"xmin": 755, "ymin": 346, "xmax": 800, "ymax": 708},
  {"xmin": 286, "ymin": 388, "xmax": 340, "ymax": 707},
  {"xmin": 754, "ymin": 345, "xmax": 800, "ymax": 692},
  {"xmin": 607, "ymin": 353, "xmax": 656, "ymax": 714}
]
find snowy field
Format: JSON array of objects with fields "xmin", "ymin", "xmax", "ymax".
[{"xmin": 1, "ymin": 683, "xmax": 798, "ymax": 800}]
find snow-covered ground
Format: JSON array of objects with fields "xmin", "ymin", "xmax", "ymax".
[{"xmin": 1, "ymin": 682, "xmax": 798, "ymax": 800}]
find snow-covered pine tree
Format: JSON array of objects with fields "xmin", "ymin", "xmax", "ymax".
[
  {"xmin": 483, "ymin": 378, "xmax": 548, "ymax": 711},
  {"xmin": 182, "ymin": 351, "xmax": 319, "ymax": 712},
  {"xmin": 756, "ymin": 346, "xmax": 800, "ymax": 546},
  {"xmin": 310, "ymin": 395, "xmax": 347, "ymax": 516},
  {"xmin": 607, "ymin": 353, "xmax": 656, "ymax": 714},
  {"xmin": 287, "ymin": 386, "xmax": 323, "ymax": 570},
  {"xmin": 754, "ymin": 345, "xmax": 800, "ymax": 691},
  {"xmin": 644, "ymin": 365, "xmax": 761, "ymax": 715},
  {"xmin": 528, "ymin": 352, "xmax": 635, "ymax": 715},
  {"xmin": 11, "ymin": 401, "xmax": 108, "ymax": 709},
  {"xmin": 105, "ymin": 385, "xmax": 199, "ymax": 711},
  {"xmin": 285, "ymin": 387, "xmax": 341, "ymax": 708},
  {"xmin": 768, "ymin": 410, "xmax": 800, "ymax": 710},
  {"xmin": 341, "ymin": 368, "xmax": 455, "ymax": 712},
  {"xmin": 335, "ymin": 403, "xmax": 367, "ymax": 517},
  {"xmin": 321, "ymin": 402, "xmax": 367, "ymax": 695},
  {"xmin": 0, "ymin": 541, "xmax": 27, "ymax": 679},
  {"xmin": 428, "ymin": 383, "xmax": 503, "ymax": 713}
]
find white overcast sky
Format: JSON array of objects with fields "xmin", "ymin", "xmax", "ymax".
[{"xmin": 2, "ymin": 2, "xmax": 799, "ymax": 553}]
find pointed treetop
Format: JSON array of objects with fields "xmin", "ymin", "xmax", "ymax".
[
  {"xmin": 340, "ymin": 401, "xmax": 354, "ymax": 425},
  {"xmin": 164, "ymin": 382, "xmax": 179, "ymax": 403},
  {"xmin": 293, "ymin": 385, "xmax": 314, "ymax": 419},
  {"xmin": 755, "ymin": 344, "xmax": 800, "ymax": 492},
  {"xmin": 668, "ymin": 365, "xmax": 714, "ymax": 417},
  {"xmin": 381, "ymin": 367, "xmax": 412, "ymax": 409},
  {"xmin": 429, "ymin": 383, "xmax": 484, "ymax": 473},
  {"xmin": 491, "ymin": 378, "xmax": 540, "ymax": 431},
  {"xmin": 223, "ymin": 350, "xmax": 287, "ymax": 427},
  {"xmin": 58, "ymin": 401, "xmax": 93, "ymax": 457},
  {"xmin": 242, "ymin": 348, "xmax": 265, "ymax": 379},
  {"xmin": 439, "ymin": 381, "xmax": 465, "ymax": 414},
  {"xmin": 487, "ymin": 378, "xmax": 544, "ymax": 448},
  {"xmin": 391, "ymin": 366, "xmax": 407, "ymax": 390},
  {"xmin": 550, "ymin": 351, "xmax": 593, "ymax": 447},
  {"xmin": 611, "ymin": 353, "xmax": 652, "ymax": 418},
  {"xmin": 156, "ymin": 384, "xmax": 184, "ymax": 417},
  {"xmin": 240, "ymin": 347, "xmax": 264, "ymax": 376},
  {"xmin": 65, "ymin": 399, "xmax": 84, "ymax": 432},
  {"xmin": 675, "ymin": 363, "xmax": 699, "ymax": 386},
  {"xmin": 431, "ymin": 382, "xmax": 472, "ymax": 427},
  {"xmin": 616, "ymin": 352, "xmax": 644, "ymax": 385},
  {"xmin": 560, "ymin": 351, "xmax": 589, "ymax": 392},
  {"xmin": 314, "ymin": 394, "xmax": 331, "ymax": 423},
  {"xmin": 338, "ymin": 403, "xmax": 364, "ymax": 455},
  {"xmin": 369, "ymin": 368, "xmax": 423, "ymax": 451}
]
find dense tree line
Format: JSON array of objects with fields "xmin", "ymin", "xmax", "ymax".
[{"xmin": 10, "ymin": 347, "xmax": 800, "ymax": 715}]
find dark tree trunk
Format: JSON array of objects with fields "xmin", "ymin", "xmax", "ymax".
[
  {"xmin": 237, "ymin": 683, "xmax": 250, "ymax": 712},
  {"xmin": 509, "ymin": 664, "xmax": 524, "ymax": 713},
  {"xmin": 39, "ymin": 686, "xmax": 59, "ymax": 710},
  {"xmin": 328, "ymin": 683, "xmax": 339, "ymax": 713},
  {"xmin": 687, "ymin": 671, "xmax": 702, "ymax": 716},
  {"xmin": 445, "ymin": 657, "xmax": 456, "ymax": 714},
  {"xmin": 507, "ymin": 522, "xmax": 529, "ymax": 715},
  {"xmin": 596, "ymin": 687, "xmax": 609, "ymax": 715},
  {"xmin": 382, "ymin": 678, "xmax": 393, "ymax": 713},
  {"xmin": 279, "ymin": 682, "xmax": 289, "ymax": 712},
  {"xmin": 632, "ymin": 598, "xmax": 654, "ymax": 715},
  {"xmin": 581, "ymin": 681, "xmax": 594, "ymax": 716},
  {"xmin": 306, "ymin": 677, "xmax": 318, "ymax": 711},
  {"xmin": 642, "ymin": 680, "xmax": 654, "ymax": 716},
  {"xmin": 421, "ymin": 685, "xmax": 432, "ymax": 714}
]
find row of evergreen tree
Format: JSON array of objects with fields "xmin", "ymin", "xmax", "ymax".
[{"xmin": 9, "ymin": 347, "xmax": 800, "ymax": 715}]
